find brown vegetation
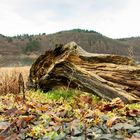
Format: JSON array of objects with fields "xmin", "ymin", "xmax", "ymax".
[
  {"xmin": 0, "ymin": 29, "xmax": 140, "ymax": 66},
  {"xmin": 0, "ymin": 67, "xmax": 30, "ymax": 95}
]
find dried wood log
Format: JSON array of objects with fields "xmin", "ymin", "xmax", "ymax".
[{"xmin": 28, "ymin": 42, "xmax": 140, "ymax": 103}]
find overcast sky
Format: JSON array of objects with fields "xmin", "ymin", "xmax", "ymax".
[{"xmin": 0, "ymin": 0, "xmax": 140, "ymax": 38}]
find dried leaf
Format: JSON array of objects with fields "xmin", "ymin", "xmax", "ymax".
[
  {"xmin": 5, "ymin": 133, "xmax": 18, "ymax": 140},
  {"xmin": 106, "ymin": 117, "xmax": 120, "ymax": 127},
  {"xmin": 49, "ymin": 121, "xmax": 59, "ymax": 126},
  {"xmin": 22, "ymin": 115, "xmax": 35, "ymax": 123},
  {"xmin": 57, "ymin": 109, "xmax": 67, "ymax": 117},
  {"xmin": 101, "ymin": 98, "xmax": 124, "ymax": 111},
  {"xmin": 4, "ymin": 108, "xmax": 17, "ymax": 116},
  {"xmin": 79, "ymin": 95, "xmax": 92, "ymax": 104},
  {"xmin": 0, "ymin": 122, "xmax": 10, "ymax": 131},
  {"xmin": 36, "ymin": 106, "xmax": 48, "ymax": 112},
  {"xmin": 0, "ymin": 136, "xmax": 5, "ymax": 140},
  {"xmin": 16, "ymin": 119, "xmax": 24, "ymax": 130},
  {"xmin": 126, "ymin": 136, "xmax": 140, "ymax": 140},
  {"xmin": 16, "ymin": 109, "xmax": 27, "ymax": 115},
  {"xmin": 49, "ymin": 114, "xmax": 62, "ymax": 123},
  {"xmin": 126, "ymin": 109, "xmax": 140, "ymax": 117}
]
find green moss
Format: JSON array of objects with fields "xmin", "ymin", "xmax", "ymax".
[
  {"xmin": 126, "ymin": 103, "xmax": 140, "ymax": 110},
  {"xmin": 47, "ymin": 89, "xmax": 75, "ymax": 100},
  {"xmin": 27, "ymin": 89, "xmax": 75, "ymax": 103}
]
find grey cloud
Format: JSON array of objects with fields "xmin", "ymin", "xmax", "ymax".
[
  {"xmin": 89, "ymin": 0, "xmax": 127, "ymax": 12},
  {"xmin": 15, "ymin": 0, "xmax": 81, "ymax": 19},
  {"xmin": 3, "ymin": 0, "xmax": 127, "ymax": 22}
]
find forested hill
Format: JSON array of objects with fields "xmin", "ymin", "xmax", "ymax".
[{"xmin": 0, "ymin": 29, "xmax": 140, "ymax": 66}]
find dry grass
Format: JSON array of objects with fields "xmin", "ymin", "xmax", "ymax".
[{"xmin": 0, "ymin": 66, "xmax": 30, "ymax": 95}]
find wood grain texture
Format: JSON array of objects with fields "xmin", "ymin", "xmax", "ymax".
[{"xmin": 28, "ymin": 42, "xmax": 140, "ymax": 103}]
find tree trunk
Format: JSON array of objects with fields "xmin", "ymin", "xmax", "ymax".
[{"xmin": 28, "ymin": 42, "xmax": 140, "ymax": 103}]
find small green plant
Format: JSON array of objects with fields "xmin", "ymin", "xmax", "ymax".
[
  {"xmin": 27, "ymin": 89, "xmax": 75, "ymax": 103},
  {"xmin": 27, "ymin": 124, "xmax": 46, "ymax": 138},
  {"xmin": 47, "ymin": 89, "xmax": 75, "ymax": 100},
  {"xmin": 126, "ymin": 103, "xmax": 140, "ymax": 110}
]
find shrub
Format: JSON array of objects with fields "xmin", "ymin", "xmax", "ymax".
[
  {"xmin": 24, "ymin": 40, "xmax": 40, "ymax": 53},
  {"xmin": 0, "ymin": 67, "xmax": 29, "ymax": 95}
]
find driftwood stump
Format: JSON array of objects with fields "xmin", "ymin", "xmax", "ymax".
[{"xmin": 28, "ymin": 42, "xmax": 140, "ymax": 103}]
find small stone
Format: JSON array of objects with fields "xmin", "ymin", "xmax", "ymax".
[
  {"xmin": 94, "ymin": 134, "xmax": 113, "ymax": 140},
  {"xmin": 42, "ymin": 136, "xmax": 51, "ymax": 140},
  {"xmin": 87, "ymin": 132, "xmax": 94, "ymax": 139},
  {"xmin": 100, "ymin": 115, "xmax": 108, "ymax": 122},
  {"xmin": 95, "ymin": 129, "xmax": 103, "ymax": 134},
  {"xmin": 18, "ymin": 133, "xmax": 27, "ymax": 140},
  {"xmin": 133, "ymin": 133, "xmax": 140, "ymax": 138},
  {"xmin": 73, "ymin": 127, "xmax": 83, "ymax": 136},
  {"xmin": 135, "ymin": 118, "xmax": 140, "ymax": 126},
  {"xmin": 0, "ymin": 121, "xmax": 10, "ymax": 130},
  {"xmin": 71, "ymin": 136, "xmax": 85, "ymax": 140},
  {"xmin": 86, "ymin": 128, "xmax": 93, "ymax": 134},
  {"xmin": 114, "ymin": 135, "xmax": 124, "ymax": 140},
  {"xmin": 54, "ymin": 134, "xmax": 66, "ymax": 140},
  {"xmin": 25, "ymin": 138, "xmax": 32, "ymax": 140}
]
